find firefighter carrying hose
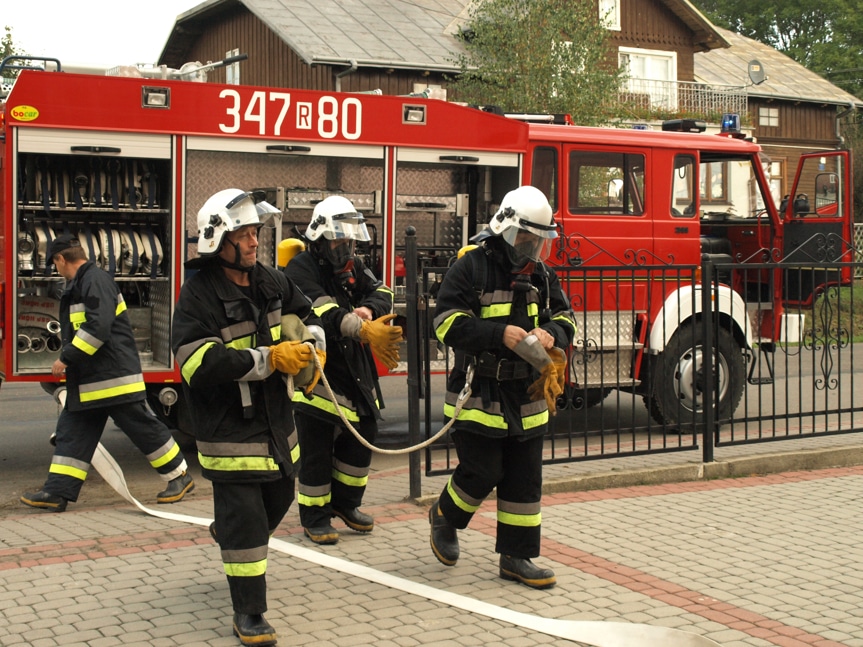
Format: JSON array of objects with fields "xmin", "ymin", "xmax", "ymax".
[
  {"xmin": 172, "ymin": 189, "xmax": 325, "ymax": 646},
  {"xmin": 284, "ymin": 195, "xmax": 401, "ymax": 545},
  {"xmin": 21, "ymin": 234, "xmax": 194, "ymax": 513},
  {"xmin": 429, "ymin": 185, "xmax": 576, "ymax": 589}
]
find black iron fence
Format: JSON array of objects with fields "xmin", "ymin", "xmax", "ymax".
[{"xmin": 400, "ymin": 229, "xmax": 863, "ymax": 482}]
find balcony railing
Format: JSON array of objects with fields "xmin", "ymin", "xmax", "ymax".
[{"xmin": 617, "ymin": 77, "xmax": 748, "ymax": 124}]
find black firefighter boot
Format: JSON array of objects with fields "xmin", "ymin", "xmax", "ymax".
[
  {"xmin": 428, "ymin": 499, "xmax": 459, "ymax": 566},
  {"xmin": 156, "ymin": 471, "xmax": 195, "ymax": 504},
  {"xmin": 233, "ymin": 612, "xmax": 277, "ymax": 646},
  {"xmin": 332, "ymin": 507, "xmax": 374, "ymax": 532},
  {"xmin": 499, "ymin": 554, "xmax": 557, "ymax": 589}
]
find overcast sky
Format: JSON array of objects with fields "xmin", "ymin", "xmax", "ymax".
[{"xmin": 3, "ymin": 1, "xmax": 201, "ymax": 70}]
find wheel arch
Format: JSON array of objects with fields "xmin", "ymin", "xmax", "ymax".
[{"xmin": 648, "ymin": 284, "xmax": 753, "ymax": 354}]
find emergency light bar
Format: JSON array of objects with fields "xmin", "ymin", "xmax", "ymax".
[{"xmin": 661, "ymin": 118, "xmax": 706, "ymax": 133}]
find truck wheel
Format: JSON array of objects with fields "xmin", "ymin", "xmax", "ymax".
[{"xmin": 650, "ymin": 323, "xmax": 745, "ymax": 428}]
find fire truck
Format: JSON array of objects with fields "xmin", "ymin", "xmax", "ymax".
[{"xmin": 0, "ymin": 58, "xmax": 854, "ymax": 433}]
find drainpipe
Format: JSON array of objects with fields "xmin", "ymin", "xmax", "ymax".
[
  {"xmin": 335, "ymin": 59, "xmax": 358, "ymax": 92},
  {"xmin": 835, "ymin": 101, "xmax": 856, "ymax": 147}
]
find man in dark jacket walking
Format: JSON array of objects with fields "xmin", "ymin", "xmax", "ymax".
[
  {"xmin": 429, "ymin": 186, "xmax": 576, "ymax": 589},
  {"xmin": 172, "ymin": 189, "xmax": 325, "ymax": 647},
  {"xmin": 284, "ymin": 195, "xmax": 401, "ymax": 545},
  {"xmin": 21, "ymin": 234, "xmax": 194, "ymax": 513}
]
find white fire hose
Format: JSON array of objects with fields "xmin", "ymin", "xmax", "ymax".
[
  {"xmin": 51, "ymin": 368, "xmax": 720, "ymax": 647},
  {"xmin": 285, "ymin": 341, "xmax": 465, "ymax": 455}
]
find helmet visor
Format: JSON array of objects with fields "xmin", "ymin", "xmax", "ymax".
[
  {"xmin": 323, "ymin": 215, "xmax": 371, "ymax": 242},
  {"xmin": 502, "ymin": 228, "xmax": 554, "ymax": 262}
]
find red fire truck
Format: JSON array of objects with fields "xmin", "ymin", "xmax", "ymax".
[{"xmin": 0, "ymin": 59, "xmax": 854, "ymax": 432}]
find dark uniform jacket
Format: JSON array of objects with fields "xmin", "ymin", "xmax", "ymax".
[
  {"xmin": 433, "ymin": 240, "xmax": 576, "ymax": 439},
  {"xmin": 59, "ymin": 260, "xmax": 145, "ymax": 411},
  {"xmin": 284, "ymin": 251, "xmax": 393, "ymax": 423},
  {"xmin": 171, "ymin": 262, "xmax": 319, "ymax": 483}
]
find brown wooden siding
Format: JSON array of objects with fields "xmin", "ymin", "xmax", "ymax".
[
  {"xmin": 608, "ymin": 0, "xmax": 696, "ymax": 81},
  {"xmin": 749, "ymin": 99, "xmax": 840, "ymax": 149},
  {"xmin": 173, "ymin": 5, "xmax": 450, "ymax": 97}
]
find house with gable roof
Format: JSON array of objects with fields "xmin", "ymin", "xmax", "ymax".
[{"xmin": 158, "ymin": 0, "xmax": 861, "ymax": 202}]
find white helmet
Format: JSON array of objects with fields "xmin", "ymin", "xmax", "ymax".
[
  {"xmin": 195, "ymin": 188, "xmax": 261, "ymax": 257},
  {"xmin": 489, "ymin": 185, "xmax": 557, "ymax": 263},
  {"xmin": 305, "ymin": 195, "xmax": 370, "ymax": 243}
]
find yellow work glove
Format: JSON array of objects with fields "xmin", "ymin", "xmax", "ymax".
[
  {"xmin": 268, "ymin": 340, "xmax": 313, "ymax": 375},
  {"xmin": 548, "ymin": 347, "xmax": 568, "ymax": 393},
  {"xmin": 527, "ymin": 362, "xmax": 564, "ymax": 416},
  {"xmin": 303, "ymin": 349, "xmax": 327, "ymax": 396},
  {"xmin": 359, "ymin": 313, "xmax": 403, "ymax": 370}
]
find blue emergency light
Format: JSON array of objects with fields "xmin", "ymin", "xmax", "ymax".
[{"xmin": 720, "ymin": 113, "xmax": 741, "ymax": 133}]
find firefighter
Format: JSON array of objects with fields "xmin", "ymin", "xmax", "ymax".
[
  {"xmin": 284, "ymin": 195, "xmax": 401, "ymax": 545},
  {"xmin": 20, "ymin": 234, "xmax": 194, "ymax": 513},
  {"xmin": 429, "ymin": 185, "xmax": 576, "ymax": 589},
  {"xmin": 171, "ymin": 189, "xmax": 325, "ymax": 647}
]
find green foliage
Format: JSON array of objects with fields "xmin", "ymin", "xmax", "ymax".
[
  {"xmin": 447, "ymin": 0, "xmax": 625, "ymax": 125},
  {"xmin": 2, "ymin": 26, "xmax": 23, "ymax": 61},
  {"xmin": 692, "ymin": 0, "xmax": 863, "ymax": 99}
]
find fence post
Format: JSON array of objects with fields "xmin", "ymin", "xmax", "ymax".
[
  {"xmin": 405, "ymin": 227, "xmax": 422, "ymax": 499},
  {"xmin": 700, "ymin": 255, "xmax": 715, "ymax": 463}
]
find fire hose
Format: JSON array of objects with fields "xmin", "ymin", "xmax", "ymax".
[
  {"xmin": 285, "ymin": 341, "xmax": 466, "ymax": 456},
  {"xmin": 47, "ymin": 373, "xmax": 720, "ymax": 647}
]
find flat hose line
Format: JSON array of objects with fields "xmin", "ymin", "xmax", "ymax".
[{"xmin": 67, "ymin": 375, "xmax": 719, "ymax": 646}]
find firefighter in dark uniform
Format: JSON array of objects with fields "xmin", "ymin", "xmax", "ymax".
[
  {"xmin": 21, "ymin": 234, "xmax": 194, "ymax": 513},
  {"xmin": 429, "ymin": 185, "xmax": 576, "ymax": 589},
  {"xmin": 172, "ymin": 189, "xmax": 325, "ymax": 647},
  {"xmin": 284, "ymin": 195, "xmax": 401, "ymax": 545}
]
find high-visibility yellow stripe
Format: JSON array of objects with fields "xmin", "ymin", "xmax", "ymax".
[
  {"xmin": 481, "ymin": 303, "xmax": 511, "ymax": 318},
  {"xmin": 79, "ymin": 380, "xmax": 145, "ymax": 403},
  {"xmin": 224, "ymin": 558, "xmax": 267, "ymax": 577},
  {"xmin": 447, "ymin": 478, "xmax": 480, "ymax": 514},
  {"xmin": 198, "ymin": 453, "xmax": 279, "ymax": 472},
  {"xmin": 293, "ymin": 392, "xmax": 360, "ymax": 422},
  {"xmin": 49, "ymin": 463, "xmax": 88, "ymax": 481},
  {"xmin": 72, "ymin": 335, "xmax": 99, "ymax": 355},
  {"xmin": 435, "ymin": 311, "xmax": 469, "ymax": 344},
  {"xmin": 444, "ymin": 402, "xmax": 509, "ymax": 429},
  {"xmin": 497, "ymin": 510, "xmax": 542, "ymax": 528},
  {"xmin": 150, "ymin": 442, "xmax": 180, "ymax": 469},
  {"xmin": 332, "ymin": 470, "xmax": 367, "ymax": 488},
  {"xmin": 181, "ymin": 341, "xmax": 215, "ymax": 384},
  {"xmin": 313, "ymin": 302, "xmax": 339, "ymax": 317},
  {"xmin": 226, "ymin": 336, "xmax": 254, "ymax": 350},
  {"xmin": 116, "ymin": 300, "xmax": 127, "ymax": 316},
  {"xmin": 291, "ymin": 443, "xmax": 300, "ymax": 464},
  {"xmin": 298, "ymin": 492, "xmax": 331, "ymax": 507}
]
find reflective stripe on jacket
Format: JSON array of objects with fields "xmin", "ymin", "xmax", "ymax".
[
  {"xmin": 432, "ymin": 242, "xmax": 576, "ymax": 438},
  {"xmin": 284, "ymin": 251, "xmax": 392, "ymax": 423},
  {"xmin": 59, "ymin": 261, "xmax": 146, "ymax": 411},
  {"xmin": 172, "ymin": 262, "xmax": 319, "ymax": 483}
]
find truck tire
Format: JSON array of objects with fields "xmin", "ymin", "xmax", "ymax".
[{"xmin": 649, "ymin": 322, "xmax": 745, "ymax": 429}]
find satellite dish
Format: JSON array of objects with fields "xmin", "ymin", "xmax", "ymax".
[{"xmin": 748, "ymin": 60, "xmax": 766, "ymax": 85}]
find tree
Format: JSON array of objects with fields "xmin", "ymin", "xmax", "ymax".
[
  {"xmin": 2, "ymin": 26, "xmax": 27, "ymax": 82},
  {"xmin": 692, "ymin": 0, "xmax": 863, "ymax": 99},
  {"xmin": 448, "ymin": 0, "xmax": 624, "ymax": 125}
]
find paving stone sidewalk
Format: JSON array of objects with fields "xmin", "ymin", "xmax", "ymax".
[{"xmin": 2, "ymin": 427, "xmax": 863, "ymax": 647}]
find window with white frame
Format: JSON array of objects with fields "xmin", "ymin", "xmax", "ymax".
[
  {"xmin": 759, "ymin": 106, "xmax": 779, "ymax": 128},
  {"xmin": 599, "ymin": 0, "xmax": 620, "ymax": 30},
  {"xmin": 619, "ymin": 47, "xmax": 677, "ymax": 110}
]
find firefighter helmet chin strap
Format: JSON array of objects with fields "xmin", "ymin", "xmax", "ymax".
[{"xmin": 216, "ymin": 240, "xmax": 254, "ymax": 273}]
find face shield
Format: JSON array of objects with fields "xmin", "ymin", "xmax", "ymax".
[
  {"xmin": 501, "ymin": 221, "xmax": 557, "ymax": 264},
  {"xmin": 324, "ymin": 238, "xmax": 356, "ymax": 268},
  {"xmin": 322, "ymin": 215, "xmax": 371, "ymax": 242}
]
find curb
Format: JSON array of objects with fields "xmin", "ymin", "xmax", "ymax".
[{"xmin": 542, "ymin": 444, "xmax": 863, "ymax": 494}]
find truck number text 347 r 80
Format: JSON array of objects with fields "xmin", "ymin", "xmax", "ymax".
[{"xmin": 218, "ymin": 90, "xmax": 363, "ymax": 140}]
